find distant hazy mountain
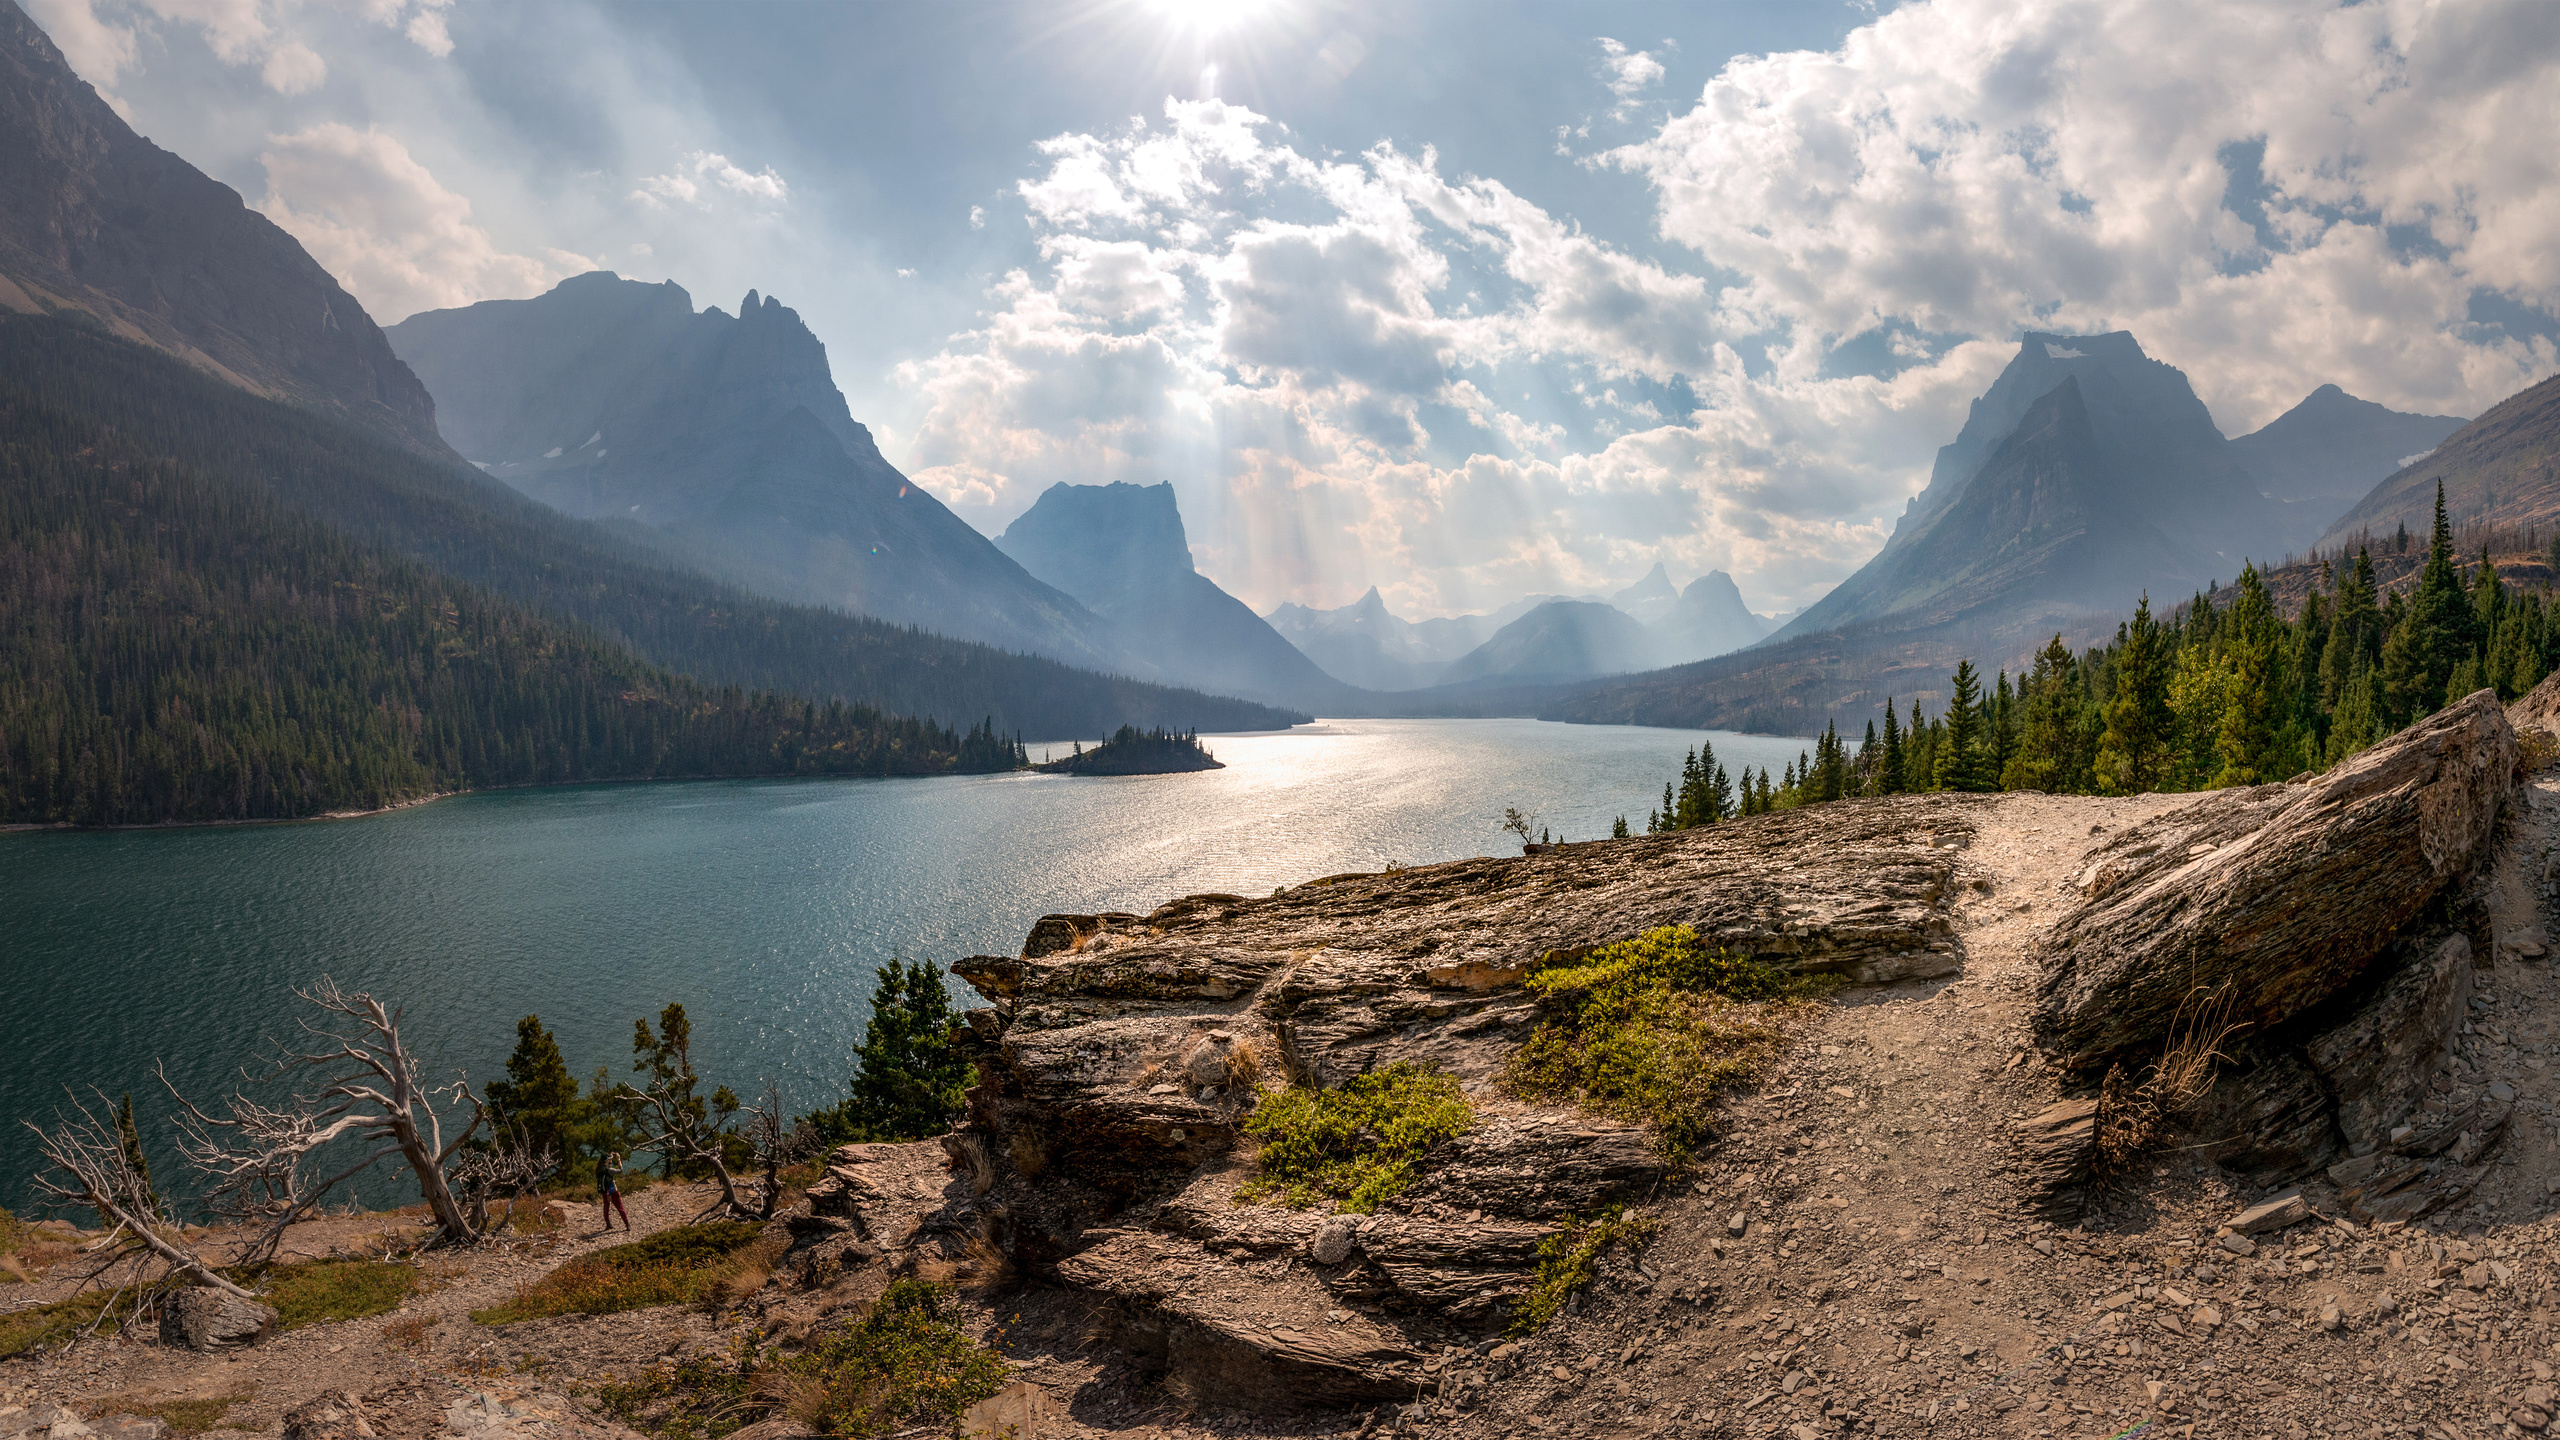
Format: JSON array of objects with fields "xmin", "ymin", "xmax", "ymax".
[
  {"xmin": 1441, "ymin": 600, "xmax": 1661, "ymax": 686},
  {"xmin": 0, "ymin": 0, "xmax": 445, "ymax": 456},
  {"xmin": 388, "ymin": 274, "xmax": 1119, "ymax": 667},
  {"xmin": 1611, "ymin": 564, "xmax": 1681, "ymax": 625},
  {"xmin": 1655, "ymin": 571, "xmax": 1777, "ymax": 663},
  {"xmin": 2230, "ymin": 384, "xmax": 2468, "ymax": 508},
  {"xmin": 1774, "ymin": 332, "xmax": 2289, "ymax": 644},
  {"xmin": 2317, "ymin": 372, "xmax": 2560, "ymax": 548},
  {"xmin": 1264, "ymin": 590, "xmax": 1503, "ymax": 691},
  {"xmin": 994, "ymin": 482, "xmax": 1352, "ymax": 710}
]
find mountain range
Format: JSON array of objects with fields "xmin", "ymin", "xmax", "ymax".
[
  {"xmin": 1558, "ymin": 332, "xmax": 2489, "ymax": 733},
  {"xmin": 1264, "ymin": 565, "xmax": 1779, "ymax": 692},
  {"xmin": 387, "ymin": 274, "xmax": 1121, "ymax": 670},
  {"xmin": 0, "ymin": 0, "xmax": 1301, "ymax": 831}
]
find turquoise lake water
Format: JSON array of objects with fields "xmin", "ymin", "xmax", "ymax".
[{"xmin": 0, "ymin": 718, "xmax": 1812, "ymax": 1207}]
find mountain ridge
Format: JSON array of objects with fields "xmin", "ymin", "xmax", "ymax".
[{"xmin": 0, "ymin": 0, "xmax": 447, "ymax": 457}]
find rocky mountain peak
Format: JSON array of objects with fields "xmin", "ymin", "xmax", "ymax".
[{"xmin": 0, "ymin": 0, "xmax": 445, "ymax": 455}]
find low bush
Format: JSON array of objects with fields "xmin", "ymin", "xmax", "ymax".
[
  {"xmin": 598, "ymin": 1282, "xmax": 1004, "ymax": 1440},
  {"xmin": 1505, "ymin": 925, "xmax": 1832, "ymax": 1159},
  {"xmin": 0, "ymin": 1291, "xmax": 116, "ymax": 1356},
  {"xmin": 471, "ymin": 1221, "xmax": 765, "ymax": 1325},
  {"xmin": 1506, "ymin": 1206, "xmax": 1658, "ymax": 1337},
  {"xmin": 249, "ymin": 1259, "xmax": 420, "ymax": 1329},
  {"xmin": 1239, "ymin": 1062, "xmax": 1472, "ymax": 1213}
]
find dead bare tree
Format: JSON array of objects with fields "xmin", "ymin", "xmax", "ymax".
[
  {"xmin": 450, "ymin": 1124, "xmax": 558, "ymax": 1234},
  {"xmin": 21, "ymin": 1088, "xmax": 253, "ymax": 1350},
  {"xmin": 741, "ymin": 1082, "xmax": 822, "ymax": 1220},
  {"xmin": 611, "ymin": 1076, "xmax": 750, "ymax": 1221},
  {"xmin": 161, "ymin": 977, "xmax": 485, "ymax": 1259}
]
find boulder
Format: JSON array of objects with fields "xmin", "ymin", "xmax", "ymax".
[
  {"xmin": 2035, "ymin": 691, "xmax": 2517, "ymax": 1069},
  {"xmin": 280, "ymin": 1393, "xmax": 375, "ymax": 1440},
  {"xmin": 158, "ymin": 1287, "xmax": 278, "ymax": 1352},
  {"xmin": 960, "ymin": 1382, "xmax": 1051, "ymax": 1440}
]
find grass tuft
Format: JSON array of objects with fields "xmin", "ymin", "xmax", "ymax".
[
  {"xmin": 598, "ymin": 1282, "xmax": 1005, "ymax": 1440},
  {"xmin": 1506, "ymin": 1206, "xmax": 1657, "ymax": 1337},
  {"xmin": 1505, "ymin": 925, "xmax": 1832, "ymax": 1159},
  {"xmin": 245, "ymin": 1259, "xmax": 420, "ymax": 1329},
  {"xmin": 472, "ymin": 1221, "xmax": 766, "ymax": 1325},
  {"xmin": 0, "ymin": 1291, "xmax": 116, "ymax": 1357},
  {"xmin": 1239, "ymin": 1062, "xmax": 1472, "ymax": 1213}
]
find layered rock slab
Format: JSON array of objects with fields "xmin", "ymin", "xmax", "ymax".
[
  {"xmin": 2030, "ymin": 691, "xmax": 2523, "ymax": 1194},
  {"xmin": 2034, "ymin": 691, "xmax": 2517, "ymax": 1069},
  {"xmin": 935, "ymin": 798, "xmax": 1982, "ymax": 1408}
]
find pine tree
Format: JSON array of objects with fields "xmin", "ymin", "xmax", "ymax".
[
  {"xmin": 2209, "ymin": 565, "xmax": 2281, "ymax": 788},
  {"xmin": 803, "ymin": 955, "xmax": 974, "ymax": 1144},
  {"xmin": 2096, "ymin": 595, "xmax": 2175, "ymax": 794},
  {"xmin": 1934, "ymin": 661, "xmax": 1991, "ymax": 791},
  {"xmin": 486, "ymin": 1014, "xmax": 587, "ymax": 1178},
  {"xmin": 1878, "ymin": 699, "xmax": 1906, "ymax": 795},
  {"xmin": 2382, "ymin": 482, "xmax": 2478, "ymax": 720},
  {"xmin": 2002, "ymin": 635, "xmax": 2085, "ymax": 792}
]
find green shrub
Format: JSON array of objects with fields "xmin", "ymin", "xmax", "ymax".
[
  {"xmin": 472, "ymin": 1221, "xmax": 764, "ymax": 1324},
  {"xmin": 597, "ymin": 1282, "xmax": 1004, "ymax": 1440},
  {"xmin": 596, "ymin": 1338, "xmax": 761, "ymax": 1440},
  {"xmin": 1506, "ymin": 1206, "xmax": 1658, "ymax": 1337},
  {"xmin": 1506, "ymin": 925, "xmax": 1831, "ymax": 1159},
  {"xmin": 1239, "ymin": 1062, "xmax": 1472, "ymax": 1213},
  {"xmin": 0, "ymin": 1291, "xmax": 116, "ymax": 1356},
  {"xmin": 250, "ymin": 1259, "xmax": 420, "ymax": 1328}
]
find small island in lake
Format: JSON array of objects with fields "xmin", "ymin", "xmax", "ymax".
[{"xmin": 1035, "ymin": 725, "xmax": 1225, "ymax": 775}]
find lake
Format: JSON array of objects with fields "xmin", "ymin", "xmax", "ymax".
[{"xmin": 0, "ymin": 718, "xmax": 1812, "ymax": 1206}]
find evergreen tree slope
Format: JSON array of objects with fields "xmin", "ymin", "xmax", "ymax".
[
  {"xmin": 0, "ymin": 383, "xmax": 1033, "ymax": 825},
  {"xmin": 0, "ymin": 316, "xmax": 1304, "ymax": 743}
]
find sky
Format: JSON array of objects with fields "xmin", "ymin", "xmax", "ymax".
[{"xmin": 26, "ymin": 0, "xmax": 2560, "ymax": 620}]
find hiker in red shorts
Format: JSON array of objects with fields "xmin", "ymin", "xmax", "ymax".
[{"xmin": 599, "ymin": 1150, "xmax": 631, "ymax": 1231}]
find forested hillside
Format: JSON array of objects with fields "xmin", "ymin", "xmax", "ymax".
[
  {"xmin": 1642, "ymin": 483, "xmax": 2555, "ymax": 828},
  {"xmin": 0, "ymin": 384, "xmax": 1031, "ymax": 825},
  {"xmin": 0, "ymin": 316, "xmax": 1302, "ymax": 741}
]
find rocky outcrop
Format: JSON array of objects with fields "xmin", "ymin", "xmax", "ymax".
[
  {"xmin": 2035, "ymin": 691, "xmax": 2517, "ymax": 1069},
  {"xmin": 2030, "ymin": 690, "xmax": 2524, "ymax": 1199},
  {"xmin": 158, "ymin": 1286, "xmax": 278, "ymax": 1352},
  {"xmin": 783, "ymin": 800, "xmax": 1981, "ymax": 1411},
  {"xmin": 0, "ymin": 1408, "xmax": 162, "ymax": 1440}
]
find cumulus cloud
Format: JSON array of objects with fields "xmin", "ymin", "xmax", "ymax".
[
  {"xmin": 1602, "ymin": 0, "xmax": 2560, "ymax": 430},
  {"xmin": 1596, "ymin": 38, "xmax": 1663, "ymax": 117},
  {"xmin": 632, "ymin": 150, "xmax": 790, "ymax": 210},
  {"xmin": 892, "ymin": 0, "xmax": 2560, "ymax": 618},
  {"xmin": 259, "ymin": 39, "xmax": 324, "ymax": 94},
  {"xmin": 20, "ymin": 0, "xmax": 137, "ymax": 89},
  {"xmin": 258, "ymin": 123, "xmax": 584, "ymax": 322}
]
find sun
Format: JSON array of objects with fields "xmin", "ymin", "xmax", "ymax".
[{"xmin": 1143, "ymin": 0, "xmax": 1280, "ymax": 40}]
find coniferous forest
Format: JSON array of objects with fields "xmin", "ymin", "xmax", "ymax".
[
  {"xmin": 1648, "ymin": 482, "xmax": 2549, "ymax": 828},
  {"xmin": 0, "ymin": 382, "xmax": 1029, "ymax": 825}
]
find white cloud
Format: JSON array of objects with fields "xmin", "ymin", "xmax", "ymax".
[
  {"xmin": 885, "ymin": 3, "xmax": 2560, "ymax": 620},
  {"xmin": 258, "ymin": 123, "xmax": 585, "ymax": 322},
  {"xmin": 1601, "ymin": 0, "xmax": 2560, "ymax": 431},
  {"xmin": 1596, "ymin": 38, "xmax": 1664, "ymax": 118},
  {"xmin": 259, "ymin": 39, "xmax": 324, "ymax": 94},
  {"xmin": 21, "ymin": 0, "xmax": 138, "ymax": 87},
  {"xmin": 969, "ymin": 205, "xmax": 986, "ymax": 229},
  {"xmin": 631, "ymin": 150, "xmax": 789, "ymax": 210},
  {"xmin": 403, "ymin": 0, "xmax": 453, "ymax": 57}
]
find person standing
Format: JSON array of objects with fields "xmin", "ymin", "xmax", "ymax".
[{"xmin": 599, "ymin": 1150, "xmax": 632, "ymax": 1232}]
